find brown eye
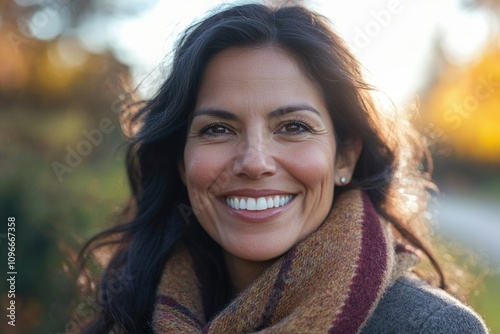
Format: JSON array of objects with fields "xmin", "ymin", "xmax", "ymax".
[
  {"xmin": 199, "ymin": 123, "xmax": 234, "ymax": 137},
  {"xmin": 211, "ymin": 125, "xmax": 228, "ymax": 134},
  {"xmin": 284, "ymin": 123, "xmax": 303, "ymax": 132},
  {"xmin": 278, "ymin": 121, "xmax": 313, "ymax": 135}
]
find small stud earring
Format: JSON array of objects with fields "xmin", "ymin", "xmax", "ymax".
[{"xmin": 340, "ymin": 176, "xmax": 347, "ymax": 184}]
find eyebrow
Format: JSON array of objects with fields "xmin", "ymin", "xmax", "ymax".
[
  {"xmin": 192, "ymin": 104, "xmax": 321, "ymax": 120},
  {"xmin": 267, "ymin": 104, "xmax": 320, "ymax": 118},
  {"xmin": 192, "ymin": 109, "xmax": 239, "ymax": 120}
]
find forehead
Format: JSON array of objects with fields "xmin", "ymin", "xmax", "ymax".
[
  {"xmin": 204, "ymin": 47, "xmax": 302, "ymax": 80},
  {"xmin": 195, "ymin": 47, "xmax": 324, "ymax": 111}
]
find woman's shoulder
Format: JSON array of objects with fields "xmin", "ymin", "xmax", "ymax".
[{"xmin": 361, "ymin": 274, "xmax": 489, "ymax": 334}]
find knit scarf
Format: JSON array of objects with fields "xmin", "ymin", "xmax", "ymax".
[{"xmin": 152, "ymin": 190, "xmax": 418, "ymax": 333}]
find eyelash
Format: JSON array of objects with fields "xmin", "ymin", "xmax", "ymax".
[
  {"xmin": 198, "ymin": 122, "xmax": 233, "ymax": 137},
  {"xmin": 278, "ymin": 118, "xmax": 314, "ymax": 135},
  {"xmin": 197, "ymin": 118, "xmax": 315, "ymax": 137}
]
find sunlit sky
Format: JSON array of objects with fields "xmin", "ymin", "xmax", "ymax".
[{"xmin": 76, "ymin": 0, "xmax": 493, "ymax": 103}]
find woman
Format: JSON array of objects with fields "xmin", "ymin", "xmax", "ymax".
[{"xmin": 78, "ymin": 3, "xmax": 489, "ymax": 333}]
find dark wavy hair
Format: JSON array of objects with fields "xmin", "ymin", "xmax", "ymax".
[{"xmin": 78, "ymin": 3, "xmax": 442, "ymax": 333}]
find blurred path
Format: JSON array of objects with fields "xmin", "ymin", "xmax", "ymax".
[{"xmin": 434, "ymin": 195, "xmax": 500, "ymax": 268}]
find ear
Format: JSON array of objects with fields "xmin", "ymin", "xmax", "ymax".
[
  {"xmin": 177, "ymin": 159, "xmax": 187, "ymax": 185},
  {"xmin": 334, "ymin": 138, "xmax": 362, "ymax": 186}
]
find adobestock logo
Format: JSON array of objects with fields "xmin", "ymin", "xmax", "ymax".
[
  {"xmin": 51, "ymin": 118, "xmax": 115, "ymax": 182},
  {"xmin": 51, "ymin": 73, "xmax": 131, "ymax": 182},
  {"xmin": 352, "ymin": 0, "xmax": 412, "ymax": 51},
  {"xmin": 8, "ymin": 0, "xmax": 72, "ymax": 53},
  {"xmin": 443, "ymin": 74, "xmax": 500, "ymax": 130}
]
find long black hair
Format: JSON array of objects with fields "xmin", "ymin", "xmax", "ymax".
[{"xmin": 78, "ymin": 3, "xmax": 441, "ymax": 333}]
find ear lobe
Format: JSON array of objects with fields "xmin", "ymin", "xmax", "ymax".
[
  {"xmin": 177, "ymin": 160, "xmax": 187, "ymax": 185},
  {"xmin": 334, "ymin": 138, "xmax": 362, "ymax": 186}
]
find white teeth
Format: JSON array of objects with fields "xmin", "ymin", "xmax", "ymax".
[
  {"xmin": 257, "ymin": 197, "xmax": 268, "ymax": 210},
  {"xmin": 247, "ymin": 198, "xmax": 257, "ymax": 211},
  {"xmin": 225, "ymin": 195, "xmax": 293, "ymax": 211}
]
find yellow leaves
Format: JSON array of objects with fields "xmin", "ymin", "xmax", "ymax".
[{"xmin": 424, "ymin": 42, "xmax": 500, "ymax": 163}]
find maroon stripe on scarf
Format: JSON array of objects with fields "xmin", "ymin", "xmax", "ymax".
[
  {"xmin": 329, "ymin": 193, "xmax": 388, "ymax": 334},
  {"xmin": 256, "ymin": 247, "xmax": 297, "ymax": 330},
  {"xmin": 157, "ymin": 295, "xmax": 203, "ymax": 328}
]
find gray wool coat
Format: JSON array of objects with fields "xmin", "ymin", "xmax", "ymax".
[{"xmin": 360, "ymin": 275, "xmax": 489, "ymax": 333}]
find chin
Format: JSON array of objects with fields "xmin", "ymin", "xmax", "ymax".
[{"xmin": 226, "ymin": 238, "xmax": 293, "ymax": 262}]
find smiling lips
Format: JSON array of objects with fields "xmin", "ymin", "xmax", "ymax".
[{"xmin": 225, "ymin": 195, "xmax": 293, "ymax": 211}]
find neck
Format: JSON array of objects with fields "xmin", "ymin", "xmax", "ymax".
[{"xmin": 223, "ymin": 251, "xmax": 275, "ymax": 295}]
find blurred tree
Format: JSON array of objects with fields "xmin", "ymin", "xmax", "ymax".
[
  {"xmin": 0, "ymin": 1, "xmax": 148, "ymax": 333},
  {"xmin": 422, "ymin": 43, "xmax": 500, "ymax": 164},
  {"xmin": 417, "ymin": 0, "xmax": 500, "ymax": 167},
  {"xmin": 0, "ymin": 0, "xmax": 156, "ymax": 111},
  {"xmin": 1, "ymin": 0, "xmax": 158, "ymax": 34}
]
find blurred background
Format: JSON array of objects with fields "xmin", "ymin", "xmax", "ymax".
[{"xmin": 0, "ymin": 0, "xmax": 499, "ymax": 333}]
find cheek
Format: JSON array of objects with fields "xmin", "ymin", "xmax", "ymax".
[
  {"xmin": 279, "ymin": 140, "xmax": 336, "ymax": 190},
  {"xmin": 183, "ymin": 144, "xmax": 232, "ymax": 200}
]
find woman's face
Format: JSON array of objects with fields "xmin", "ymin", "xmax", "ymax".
[{"xmin": 180, "ymin": 47, "xmax": 360, "ymax": 261}]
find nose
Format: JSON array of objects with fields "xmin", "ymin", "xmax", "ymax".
[{"xmin": 231, "ymin": 136, "xmax": 277, "ymax": 179}]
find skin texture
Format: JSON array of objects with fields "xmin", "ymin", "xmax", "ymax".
[{"xmin": 179, "ymin": 47, "xmax": 361, "ymax": 293}]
